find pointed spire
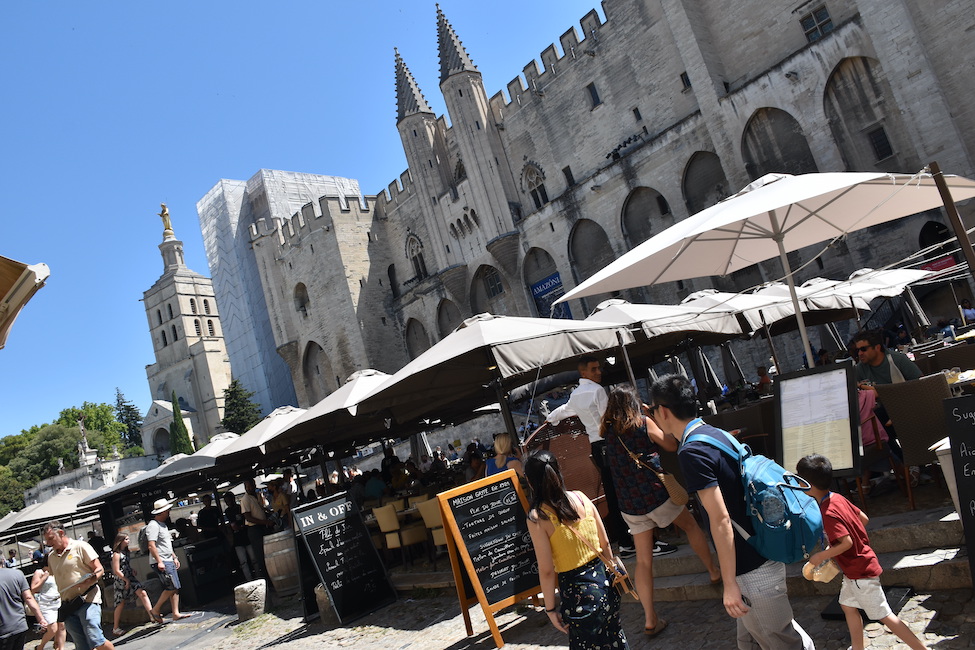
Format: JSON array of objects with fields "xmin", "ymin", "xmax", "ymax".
[
  {"xmin": 395, "ymin": 48, "xmax": 433, "ymax": 122},
  {"xmin": 437, "ymin": 4, "xmax": 478, "ymax": 83}
]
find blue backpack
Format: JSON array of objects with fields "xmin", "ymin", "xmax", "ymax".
[{"xmin": 682, "ymin": 428, "xmax": 824, "ymax": 564}]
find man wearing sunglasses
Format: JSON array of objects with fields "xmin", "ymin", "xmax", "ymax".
[
  {"xmin": 853, "ymin": 330, "xmax": 921, "ymax": 470},
  {"xmin": 852, "ymin": 331, "xmax": 921, "ymax": 388}
]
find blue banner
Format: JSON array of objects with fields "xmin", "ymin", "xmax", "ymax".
[{"xmin": 530, "ymin": 272, "xmax": 572, "ymax": 319}]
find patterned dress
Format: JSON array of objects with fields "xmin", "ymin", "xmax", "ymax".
[
  {"xmin": 112, "ymin": 551, "xmax": 144, "ymax": 606},
  {"xmin": 544, "ymin": 497, "xmax": 629, "ymax": 650}
]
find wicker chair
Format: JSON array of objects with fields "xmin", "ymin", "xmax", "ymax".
[
  {"xmin": 373, "ymin": 503, "xmax": 427, "ymax": 564},
  {"xmin": 931, "ymin": 343, "xmax": 975, "ymax": 373},
  {"xmin": 874, "ymin": 373, "xmax": 952, "ymax": 509},
  {"xmin": 416, "ymin": 497, "xmax": 448, "ymax": 570}
]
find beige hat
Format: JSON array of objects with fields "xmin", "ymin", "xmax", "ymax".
[{"xmin": 150, "ymin": 498, "xmax": 174, "ymax": 515}]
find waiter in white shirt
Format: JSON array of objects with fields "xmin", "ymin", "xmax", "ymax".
[{"xmin": 545, "ymin": 355, "xmax": 635, "ymax": 556}]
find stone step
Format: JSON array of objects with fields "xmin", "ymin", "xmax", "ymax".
[
  {"xmin": 650, "ymin": 545, "xmax": 971, "ymax": 602},
  {"xmin": 388, "ymin": 506, "xmax": 971, "ymax": 598}
]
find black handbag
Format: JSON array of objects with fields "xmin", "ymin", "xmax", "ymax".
[{"xmin": 57, "ymin": 583, "xmax": 97, "ymax": 622}]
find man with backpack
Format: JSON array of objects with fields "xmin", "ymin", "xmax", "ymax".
[{"xmin": 649, "ymin": 374, "xmax": 815, "ymax": 650}]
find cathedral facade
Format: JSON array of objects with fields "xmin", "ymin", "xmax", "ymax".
[{"xmin": 201, "ymin": 0, "xmax": 975, "ymax": 410}]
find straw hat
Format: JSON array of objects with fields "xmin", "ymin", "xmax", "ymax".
[{"xmin": 150, "ymin": 498, "xmax": 174, "ymax": 515}]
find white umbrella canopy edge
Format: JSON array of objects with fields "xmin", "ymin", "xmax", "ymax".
[
  {"xmin": 555, "ymin": 171, "xmax": 975, "ymax": 365},
  {"xmin": 557, "ymin": 172, "xmax": 975, "ymax": 304},
  {"xmin": 352, "ymin": 313, "xmax": 634, "ymax": 429}
]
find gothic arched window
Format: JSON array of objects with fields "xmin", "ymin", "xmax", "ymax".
[
  {"xmin": 524, "ymin": 165, "xmax": 549, "ymax": 210},
  {"xmin": 407, "ymin": 235, "xmax": 428, "ymax": 280}
]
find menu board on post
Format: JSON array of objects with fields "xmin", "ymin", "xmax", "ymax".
[
  {"xmin": 438, "ymin": 469, "xmax": 540, "ymax": 648},
  {"xmin": 944, "ymin": 395, "xmax": 975, "ymax": 586},
  {"xmin": 292, "ymin": 492, "xmax": 396, "ymax": 623},
  {"xmin": 774, "ymin": 363, "xmax": 860, "ymax": 477}
]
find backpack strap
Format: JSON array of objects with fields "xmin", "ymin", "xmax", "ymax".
[{"xmin": 680, "ymin": 427, "xmax": 753, "ymax": 543}]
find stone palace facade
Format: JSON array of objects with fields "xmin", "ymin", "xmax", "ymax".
[{"xmin": 198, "ymin": 0, "xmax": 975, "ymax": 411}]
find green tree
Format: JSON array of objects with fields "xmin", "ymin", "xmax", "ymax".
[
  {"xmin": 8, "ymin": 424, "xmax": 82, "ymax": 486},
  {"xmin": 169, "ymin": 391, "xmax": 195, "ymax": 455},
  {"xmin": 221, "ymin": 379, "xmax": 263, "ymax": 433},
  {"xmin": 0, "ymin": 465, "xmax": 24, "ymax": 517},
  {"xmin": 56, "ymin": 402, "xmax": 123, "ymax": 453},
  {"xmin": 115, "ymin": 388, "xmax": 143, "ymax": 448},
  {"xmin": 0, "ymin": 430, "xmax": 34, "ymax": 468}
]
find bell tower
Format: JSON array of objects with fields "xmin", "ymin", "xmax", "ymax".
[{"xmin": 141, "ymin": 204, "xmax": 233, "ymax": 455}]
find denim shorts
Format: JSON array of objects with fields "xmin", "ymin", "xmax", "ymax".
[
  {"xmin": 155, "ymin": 560, "xmax": 181, "ymax": 591},
  {"xmin": 63, "ymin": 601, "xmax": 106, "ymax": 650}
]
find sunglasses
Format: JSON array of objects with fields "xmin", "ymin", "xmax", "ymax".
[
  {"xmin": 855, "ymin": 345, "xmax": 873, "ymax": 353},
  {"xmin": 648, "ymin": 404, "xmax": 667, "ymax": 417}
]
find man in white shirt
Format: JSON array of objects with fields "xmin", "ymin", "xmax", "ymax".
[{"xmin": 545, "ymin": 356, "xmax": 637, "ymax": 557}]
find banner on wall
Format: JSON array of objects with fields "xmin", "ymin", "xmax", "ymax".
[{"xmin": 531, "ymin": 272, "xmax": 572, "ymax": 320}]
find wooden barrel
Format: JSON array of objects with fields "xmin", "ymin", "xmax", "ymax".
[{"xmin": 263, "ymin": 530, "xmax": 299, "ymax": 596}]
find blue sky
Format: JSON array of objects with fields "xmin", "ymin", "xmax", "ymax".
[{"xmin": 0, "ymin": 1, "xmax": 602, "ymax": 438}]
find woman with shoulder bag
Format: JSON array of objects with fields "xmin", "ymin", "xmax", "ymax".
[
  {"xmin": 602, "ymin": 385, "xmax": 721, "ymax": 637},
  {"xmin": 31, "ymin": 553, "xmax": 65, "ymax": 650},
  {"xmin": 110, "ymin": 533, "xmax": 155, "ymax": 635},
  {"xmin": 525, "ymin": 449, "xmax": 629, "ymax": 649}
]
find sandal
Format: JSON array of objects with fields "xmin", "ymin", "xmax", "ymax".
[
  {"xmin": 112, "ymin": 628, "xmax": 124, "ymax": 637},
  {"xmin": 645, "ymin": 617, "xmax": 669, "ymax": 637},
  {"xmin": 150, "ymin": 612, "xmax": 164, "ymax": 624}
]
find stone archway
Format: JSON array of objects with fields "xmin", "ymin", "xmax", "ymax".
[
  {"xmin": 151, "ymin": 428, "xmax": 170, "ymax": 457},
  {"xmin": 683, "ymin": 151, "xmax": 729, "ymax": 215},
  {"xmin": 523, "ymin": 247, "xmax": 571, "ymax": 318},
  {"xmin": 405, "ymin": 318, "xmax": 431, "ymax": 359},
  {"xmin": 470, "ymin": 265, "xmax": 512, "ymax": 315},
  {"xmin": 741, "ymin": 108, "xmax": 819, "ymax": 179},
  {"xmin": 568, "ymin": 220, "xmax": 616, "ymax": 314},
  {"xmin": 301, "ymin": 341, "xmax": 332, "ymax": 406},
  {"xmin": 621, "ymin": 187, "xmax": 672, "ymax": 249},
  {"xmin": 824, "ymin": 57, "xmax": 917, "ymax": 173},
  {"xmin": 437, "ymin": 299, "xmax": 463, "ymax": 338}
]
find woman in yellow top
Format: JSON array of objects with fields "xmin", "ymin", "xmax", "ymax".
[{"xmin": 525, "ymin": 449, "xmax": 629, "ymax": 649}]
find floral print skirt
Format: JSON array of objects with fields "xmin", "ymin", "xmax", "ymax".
[
  {"xmin": 113, "ymin": 574, "xmax": 144, "ymax": 606},
  {"xmin": 557, "ymin": 557, "xmax": 629, "ymax": 650}
]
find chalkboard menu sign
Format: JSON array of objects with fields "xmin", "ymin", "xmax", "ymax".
[
  {"xmin": 292, "ymin": 492, "xmax": 396, "ymax": 623},
  {"xmin": 944, "ymin": 395, "xmax": 975, "ymax": 587},
  {"xmin": 439, "ymin": 470, "xmax": 540, "ymax": 648}
]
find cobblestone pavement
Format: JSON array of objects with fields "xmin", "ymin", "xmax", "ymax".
[{"xmin": 94, "ymin": 587, "xmax": 975, "ymax": 650}]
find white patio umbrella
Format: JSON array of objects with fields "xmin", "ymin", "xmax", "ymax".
[
  {"xmin": 556, "ymin": 171, "xmax": 975, "ymax": 365},
  {"xmin": 801, "ymin": 268, "xmax": 936, "ymax": 305}
]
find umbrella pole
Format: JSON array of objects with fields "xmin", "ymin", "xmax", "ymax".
[
  {"xmin": 948, "ymin": 281, "xmax": 964, "ymax": 323},
  {"xmin": 905, "ymin": 286, "xmax": 931, "ymax": 328},
  {"xmin": 492, "ymin": 380, "xmax": 518, "ymax": 440},
  {"xmin": 759, "ymin": 310, "xmax": 782, "ymax": 374},
  {"xmin": 930, "ymin": 161, "xmax": 975, "ymax": 290},
  {"xmin": 617, "ymin": 330, "xmax": 638, "ymax": 388},
  {"xmin": 771, "ymin": 224, "xmax": 815, "ymax": 367}
]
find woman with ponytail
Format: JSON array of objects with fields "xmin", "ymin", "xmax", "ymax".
[
  {"xmin": 525, "ymin": 449, "xmax": 629, "ymax": 649},
  {"xmin": 601, "ymin": 385, "xmax": 721, "ymax": 637}
]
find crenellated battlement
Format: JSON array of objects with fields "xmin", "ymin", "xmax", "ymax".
[
  {"xmin": 488, "ymin": 5, "xmax": 608, "ymax": 117},
  {"xmin": 379, "ymin": 169, "xmax": 415, "ymax": 206},
  {"xmin": 249, "ymin": 192, "xmax": 376, "ymax": 248}
]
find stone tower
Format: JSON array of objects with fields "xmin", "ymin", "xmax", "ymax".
[{"xmin": 141, "ymin": 205, "xmax": 232, "ymax": 455}]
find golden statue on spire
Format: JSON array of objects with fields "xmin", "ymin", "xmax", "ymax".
[{"xmin": 158, "ymin": 203, "xmax": 173, "ymax": 232}]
